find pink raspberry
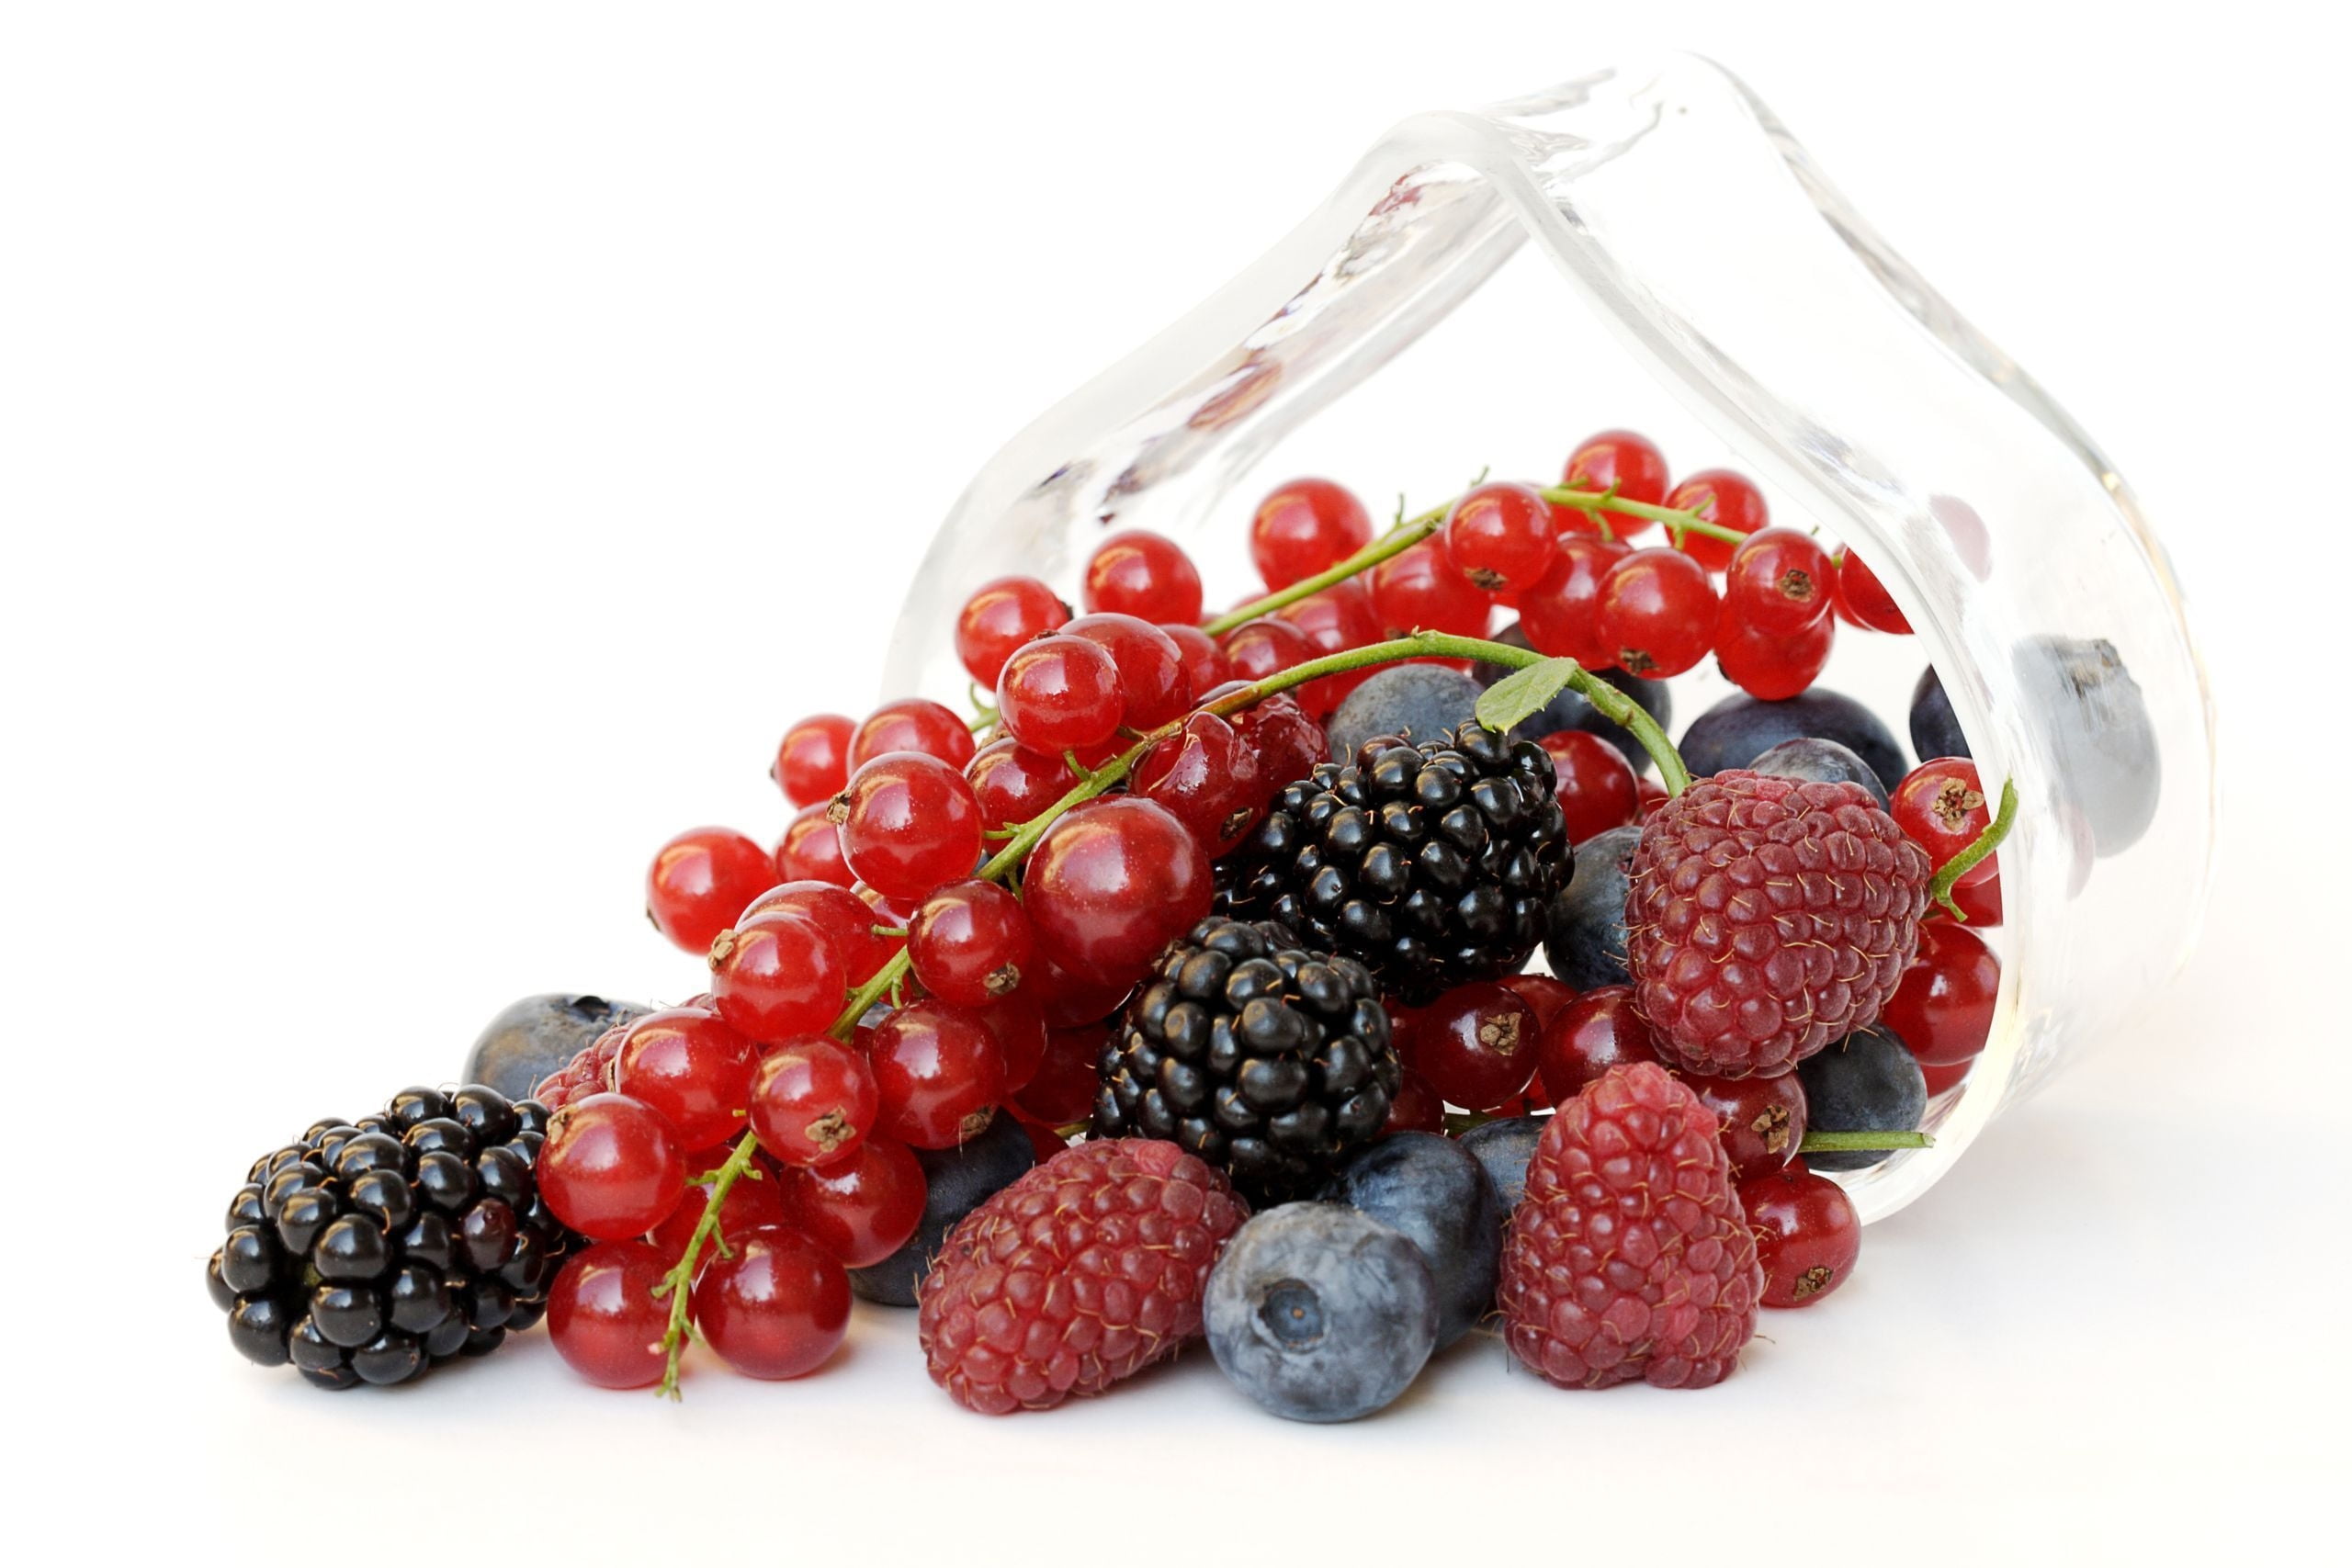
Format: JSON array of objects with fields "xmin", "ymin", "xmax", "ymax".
[{"xmin": 1498, "ymin": 1062, "xmax": 1761, "ymax": 1390}]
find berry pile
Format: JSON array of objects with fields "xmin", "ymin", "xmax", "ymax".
[{"xmin": 210, "ymin": 424, "xmax": 2018, "ymax": 1419}]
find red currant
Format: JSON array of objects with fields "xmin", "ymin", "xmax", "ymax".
[
  {"xmin": 1013, "ymin": 1022, "xmax": 1108, "ymax": 1125},
  {"xmin": 1880, "ymin": 919, "xmax": 1999, "ymax": 1066},
  {"xmin": 1560, "ymin": 430, "xmax": 1669, "ymax": 538},
  {"xmin": 1919, "ymin": 1057, "xmax": 1973, "ymax": 1097},
  {"xmin": 750, "ymin": 1035, "xmax": 879, "ymax": 1166},
  {"xmin": 1404, "ymin": 982, "xmax": 1540, "ymax": 1111},
  {"xmin": 1891, "ymin": 757, "xmax": 1997, "ymax": 887},
  {"xmin": 832, "ymin": 751, "xmax": 985, "ymax": 900},
  {"xmin": 1442, "ymin": 481, "xmax": 1558, "ymax": 592},
  {"xmin": 1023, "ymin": 796, "xmax": 1213, "ymax": 988},
  {"xmin": 648, "ymin": 1159, "xmax": 792, "ymax": 1266},
  {"xmin": 1685, "ymin": 1072, "xmax": 1806, "ymax": 1178},
  {"xmin": 1250, "ymin": 477, "xmax": 1373, "ymax": 591},
  {"xmin": 1714, "ymin": 597, "xmax": 1835, "ymax": 700},
  {"xmin": 613, "ymin": 1009, "xmax": 759, "ymax": 1150},
  {"xmin": 1083, "ymin": 530, "xmax": 1203, "ymax": 625},
  {"xmin": 1497, "ymin": 973, "xmax": 1577, "ymax": 1032},
  {"xmin": 1159, "ymin": 622, "xmax": 1232, "ymax": 700},
  {"xmin": 1219, "ymin": 615, "xmax": 1315, "ymax": 687},
  {"xmin": 1834, "ymin": 551, "xmax": 1912, "ymax": 634},
  {"xmin": 866, "ymin": 999, "xmax": 1006, "ymax": 1149},
  {"xmin": 849, "ymin": 698, "xmax": 978, "ymax": 772},
  {"xmin": 540, "ymin": 1093, "xmax": 687, "ymax": 1240},
  {"xmin": 1016, "ymin": 1117, "xmax": 1069, "ymax": 1161},
  {"xmin": 1634, "ymin": 776, "xmax": 1668, "ymax": 818},
  {"xmin": 1737, "ymin": 1163, "xmax": 1861, "ymax": 1308},
  {"xmin": 1663, "ymin": 469, "xmax": 1768, "ymax": 572},
  {"xmin": 741, "ymin": 881, "xmax": 895, "ymax": 984},
  {"xmin": 1370, "ymin": 539, "xmax": 1492, "ymax": 638},
  {"xmin": 709, "ymin": 911, "xmax": 850, "ymax": 1044},
  {"xmin": 1383, "ymin": 1067, "xmax": 1444, "ymax": 1134},
  {"xmin": 1515, "ymin": 536, "xmax": 1628, "ymax": 668},
  {"xmin": 1533, "ymin": 986, "xmax": 1657, "ymax": 1104},
  {"xmin": 1724, "ymin": 526, "xmax": 1833, "ymax": 634},
  {"xmin": 1596, "ymin": 547, "xmax": 1717, "ymax": 676},
  {"xmin": 1063, "ymin": 613, "xmax": 1192, "ymax": 728},
  {"xmin": 965, "ymin": 738, "xmax": 1074, "ymax": 834},
  {"xmin": 547, "ymin": 1240, "xmax": 673, "ymax": 1388},
  {"xmin": 1944, "ymin": 871, "xmax": 2001, "ymax": 927},
  {"xmin": 781, "ymin": 1136, "xmax": 926, "ymax": 1267},
  {"xmin": 974, "ymin": 990, "xmax": 1049, "ymax": 1095},
  {"xmin": 775, "ymin": 805, "xmax": 854, "ymax": 888},
  {"xmin": 1537, "ymin": 730, "xmax": 1639, "ymax": 843},
  {"xmin": 907, "ymin": 879, "xmax": 1035, "ymax": 1005},
  {"xmin": 1132, "ymin": 710, "xmax": 1264, "ymax": 857},
  {"xmin": 994, "ymin": 633, "xmax": 1125, "ymax": 753},
  {"xmin": 646, "ymin": 828, "xmax": 775, "ymax": 956},
  {"xmin": 691, "ymin": 1225, "xmax": 851, "ymax": 1379},
  {"xmin": 772, "ymin": 715, "xmax": 856, "ymax": 807},
  {"xmin": 1029, "ymin": 946, "xmax": 1140, "ymax": 1028},
  {"xmin": 1275, "ymin": 579, "xmax": 1382, "ymax": 712},
  {"xmin": 1229, "ymin": 691, "xmax": 1329, "ymax": 792},
  {"xmin": 955, "ymin": 575, "xmax": 1069, "ymax": 686}
]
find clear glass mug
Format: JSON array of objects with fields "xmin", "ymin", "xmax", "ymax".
[{"xmin": 881, "ymin": 52, "xmax": 2219, "ymax": 1221}]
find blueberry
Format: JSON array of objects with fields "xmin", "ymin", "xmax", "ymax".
[
  {"xmin": 2015, "ymin": 635, "xmax": 2159, "ymax": 855},
  {"xmin": 848, "ymin": 1111, "xmax": 1035, "ymax": 1306},
  {"xmin": 1205, "ymin": 1202, "xmax": 1437, "ymax": 1423},
  {"xmin": 1325, "ymin": 664, "xmax": 1485, "ymax": 760},
  {"xmin": 1456, "ymin": 1116, "xmax": 1546, "ymax": 1213},
  {"xmin": 1474, "ymin": 625, "xmax": 1672, "ymax": 774},
  {"xmin": 1319, "ymin": 1132, "xmax": 1500, "ymax": 1348},
  {"xmin": 1679, "ymin": 688, "xmax": 1906, "ymax": 790},
  {"xmin": 1908, "ymin": 666, "xmax": 1970, "ymax": 762},
  {"xmin": 1543, "ymin": 824, "xmax": 1641, "ymax": 988},
  {"xmin": 1750, "ymin": 737, "xmax": 1890, "ymax": 810},
  {"xmin": 1796, "ymin": 1026, "xmax": 1928, "ymax": 1172},
  {"xmin": 460, "ymin": 994, "xmax": 650, "ymax": 1101}
]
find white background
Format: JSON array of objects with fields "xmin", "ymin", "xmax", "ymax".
[{"xmin": 5, "ymin": 3, "xmax": 2346, "ymax": 1562}]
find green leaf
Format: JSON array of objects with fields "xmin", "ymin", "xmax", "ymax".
[{"xmin": 1474, "ymin": 657, "xmax": 1581, "ymax": 734}]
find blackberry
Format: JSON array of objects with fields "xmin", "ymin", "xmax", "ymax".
[
  {"xmin": 1092, "ymin": 917, "xmax": 1398, "ymax": 1204},
  {"xmin": 1215, "ymin": 722, "xmax": 1571, "ymax": 1003},
  {"xmin": 209, "ymin": 1084, "xmax": 580, "ymax": 1390}
]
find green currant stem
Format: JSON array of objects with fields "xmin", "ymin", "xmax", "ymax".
[
  {"xmin": 1797, "ymin": 1129, "xmax": 1935, "ymax": 1153},
  {"xmin": 650, "ymin": 1131, "xmax": 762, "ymax": 1400},
  {"xmin": 870, "ymin": 924, "xmax": 908, "ymax": 939},
  {"xmin": 1532, "ymin": 484, "xmax": 1745, "ymax": 546},
  {"xmin": 1926, "ymin": 778, "xmax": 2018, "ymax": 919}
]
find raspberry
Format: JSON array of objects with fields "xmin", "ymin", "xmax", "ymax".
[
  {"xmin": 916, "ymin": 1138, "xmax": 1247, "ymax": 1414},
  {"xmin": 1497, "ymin": 1063, "xmax": 1760, "ymax": 1390},
  {"xmin": 1624, "ymin": 771, "xmax": 1931, "ymax": 1078}
]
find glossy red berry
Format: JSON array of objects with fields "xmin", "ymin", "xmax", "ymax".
[
  {"xmin": 1724, "ymin": 526, "xmax": 1834, "ymax": 634},
  {"xmin": 1275, "ymin": 579, "xmax": 1383, "ymax": 712},
  {"xmin": 849, "ymin": 698, "xmax": 978, "ymax": 772},
  {"xmin": 966, "ymin": 738, "xmax": 1074, "ymax": 834},
  {"xmin": 1714, "ymin": 597, "xmax": 1835, "ymax": 700},
  {"xmin": 1891, "ymin": 757, "xmax": 1997, "ymax": 888},
  {"xmin": 1370, "ymin": 539, "xmax": 1492, "ymax": 638},
  {"xmin": 1737, "ymin": 1164, "xmax": 1861, "ymax": 1308},
  {"xmin": 955, "ymin": 576, "xmax": 1069, "ymax": 686},
  {"xmin": 1498, "ymin": 972, "xmax": 1578, "ymax": 1032},
  {"xmin": 750, "ymin": 1036, "xmax": 879, "ymax": 1166},
  {"xmin": 1406, "ymin": 982, "xmax": 1541, "ymax": 1111},
  {"xmin": 772, "ymin": 715, "xmax": 856, "ymax": 807},
  {"xmin": 692, "ymin": 1226, "xmax": 851, "ymax": 1379},
  {"xmin": 1023, "ymin": 796, "xmax": 1214, "ymax": 988},
  {"xmin": 540, "ymin": 1093, "xmax": 688, "ymax": 1240},
  {"xmin": 782, "ymin": 1136, "xmax": 927, "ymax": 1267},
  {"xmin": 1560, "ymin": 430, "xmax": 1669, "ymax": 538},
  {"xmin": 1686, "ymin": 1072, "xmax": 1807, "ymax": 1178},
  {"xmin": 1442, "ymin": 481, "xmax": 1558, "ymax": 592},
  {"xmin": 1664, "ymin": 469, "xmax": 1769, "ymax": 572},
  {"xmin": 775, "ymin": 805, "xmax": 854, "ymax": 888},
  {"xmin": 1945, "ymin": 871, "xmax": 2002, "ymax": 927},
  {"xmin": 831, "ymin": 752, "xmax": 985, "ymax": 900},
  {"xmin": 908, "ymin": 879, "xmax": 1035, "ymax": 1005},
  {"xmin": 975, "ymin": 991, "xmax": 1049, "ymax": 1095},
  {"xmin": 709, "ymin": 911, "xmax": 850, "ymax": 1044},
  {"xmin": 1880, "ymin": 919, "xmax": 1999, "ymax": 1066},
  {"xmin": 1230, "ymin": 690, "xmax": 1329, "ymax": 793},
  {"xmin": 1159, "ymin": 622, "xmax": 1231, "ymax": 701},
  {"xmin": 1533, "ymin": 986, "xmax": 1657, "ymax": 1105},
  {"xmin": 1919, "ymin": 1057, "xmax": 1973, "ymax": 1096},
  {"xmin": 994, "ymin": 633, "xmax": 1125, "ymax": 753},
  {"xmin": 646, "ymin": 828, "xmax": 776, "ymax": 956},
  {"xmin": 1132, "ymin": 710, "xmax": 1264, "ymax": 857},
  {"xmin": 1029, "ymin": 946, "xmax": 1140, "ymax": 1028},
  {"xmin": 867, "ymin": 999, "xmax": 1007, "ymax": 1149},
  {"xmin": 1250, "ymin": 477, "xmax": 1374, "ymax": 591},
  {"xmin": 1834, "ymin": 552, "xmax": 1913, "ymax": 634},
  {"xmin": 741, "ymin": 880, "xmax": 896, "ymax": 985},
  {"xmin": 1537, "ymin": 729, "xmax": 1640, "ymax": 843},
  {"xmin": 1516, "ymin": 536, "xmax": 1628, "ymax": 669},
  {"xmin": 1083, "ymin": 530, "xmax": 1203, "ymax": 625},
  {"xmin": 1219, "ymin": 615, "xmax": 1315, "ymax": 687},
  {"xmin": 649, "ymin": 1162, "xmax": 792, "ymax": 1266},
  {"xmin": 1063, "ymin": 613, "xmax": 1192, "ymax": 728},
  {"xmin": 1013, "ymin": 1022, "xmax": 1109, "ymax": 1126},
  {"xmin": 613, "ymin": 1009, "xmax": 759, "ymax": 1151},
  {"xmin": 1383, "ymin": 1067, "xmax": 1445, "ymax": 1134},
  {"xmin": 1597, "ymin": 547, "xmax": 1718, "ymax": 676},
  {"xmin": 548, "ymin": 1240, "xmax": 674, "ymax": 1389}
]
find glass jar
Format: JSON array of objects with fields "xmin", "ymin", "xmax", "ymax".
[{"xmin": 882, "ymin": 52, "xmax": 2218, "ymax": 1221}]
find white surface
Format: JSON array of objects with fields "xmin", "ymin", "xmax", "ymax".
[{"xmin": 4, "ymin": 3, "xmax": 2344, "ymax": 1560}]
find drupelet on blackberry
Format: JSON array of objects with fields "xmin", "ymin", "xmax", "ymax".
[
  {"xmin": 1215, "ymin": 722, "xmax": 1572, "ymax": 1004},
  {"xmin": 208, "ymin": 1084, "xmax": 580, "ymax": 1390},
  {"xmin": 1092, "ymin": 917, "xmax": 1398, "ymax": 1203}
]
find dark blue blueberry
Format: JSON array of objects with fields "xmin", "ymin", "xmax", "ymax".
[
  {"xmin": 2014, "ymin": 635, "xmax": 2159, "ymax": 855},
  {"xmin": 1750, "ymin": 737, "xmax": 1890, "ymax": 810},
  {"xmin": 1908, "ymin": 666, "xmax": 1970, "ymax": 762},
  {"xmin": 1325, "ymin": 664, "xmax": 1485, "ymax": 761},
  {"xmin": 1474, "ymin": 625, "xmax": 1672, "ymax": 774},
  {"xmin": 1456, "ymin": 1116, "xmax": 1546, "ymax": 1213},
  {"xmin": 1796, "ymin": 1026, "xmax": 1928, "ymax": 1172},
  {"xmin": 1679, "ymin": 688, "xmax": 1906, "ymax": 790},
  {"xmin": 1543, "ymin": 823, "xmax": 1641, "ymax": 988},
  {"xmin": 459, "ymin": 994, "xmax": 650, "ymax": 1101},
  {"xmin": 1205, "ymin": 1202, "xmax": 1437, "ymax": 1423},
  {"xmin": 848, "ymin": 1111, "xmax": 1035, "ymax": 1306},
  {"xmin": 1319, "ymin": 1132, "xmax": 1500, "ymax": 1348}
]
